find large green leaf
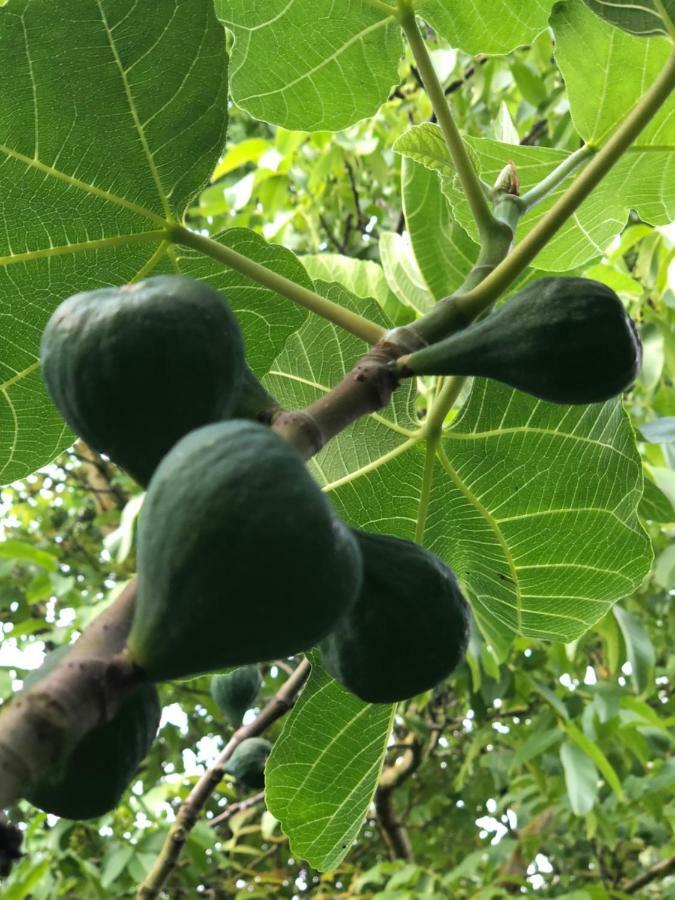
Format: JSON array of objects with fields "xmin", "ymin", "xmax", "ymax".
[
  {"xmin": 0, "ymin": 1, "xmax": 321, "ymax": 484},
  {"xmin": 417, "ymin": 0, "xmax": 556, "ymax": 55},
  {"xmin": 265, "ymin": 281, "xmax": 651, "ymax": 652},
  {"xmin": 265, "ymin": 655, "xmax": 394, "ymax": 871},
  {"xmin": 582, "ymin": 0, "xmax": 675, "ymax": 38},
  {"xmin": 379, "ymin": 232, "xmax": 435, "ymax": 315},
  {"xmin": 299, "ymin": 253, "xmax": 406, "ymax": 325},
  {"xmin": 0, "ymin": 0, "xmax": 228, "ymax": 482},
  {"xmin": 214, "ymin": 0, "xmax": 402, "ymax": 131},
  {"xmin": 433, "ymin": 383, "xmax": 651, "ymax": 647},
  {"xmin": 552, "ymin": 0, "xmax": 675, "ymax": 147}
]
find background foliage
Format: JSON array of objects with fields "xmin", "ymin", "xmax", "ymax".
[{"xmin": 0, "ymin": 0, "xmax": 673, "ymax": 897}]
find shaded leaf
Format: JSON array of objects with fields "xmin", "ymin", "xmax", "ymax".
[
  {"xmin": 640, "ymin": 417, "xmax": 675, "ymax": 443},
  {"xmin": 639, "ymin": 475, "xmax": 674, "ymax": 522},
  {"xmin": 511, "ymin": 729, "xmax": 562, "ymax": 768},
  {"xmin": 0, "ymin": 540, "xmax": 57, "ymax": 572},
  {"xmin": 379, "ymin": 232, "xmax": 435, "ymax": 314},
  {"xmin": 402, "ymin": 158, "xmax": 479, "ymax": 299},
  {"xmin": 582, "ymin": 0, "xmax": 675, "ymax": 38},
  {"xmin": 613, "ymin": 605, "xmax": 656, "ymax": 695},
  {"xmin": 560, "ymin": 740, "xmax": 599, "ymax": 815},
  {"xmin": 565, "ymin": 721, "xmax": 625, "ymax": 800}
]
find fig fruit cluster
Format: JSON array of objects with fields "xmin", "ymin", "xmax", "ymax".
[
  {"xmin": 31, "ymin": 274, "xmax": 472, "ymax": 819},
  {"xmin": 26, "ymin": 269, "xmax": 640, "ymax": 820}
]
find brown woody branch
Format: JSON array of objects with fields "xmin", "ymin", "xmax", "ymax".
[
  {"xmin": 0, "ymin": 581, "xmax": 139, "ymax": 808},
  {"xmin": 375, "ymin": 732, "xmax": 423, "ymax": 861},
  {"xmin": 137, "ymin": 659, "xmax": 311, "ymax": 900},
  {"xmin": 208, "ymin": 790, "xmax": 264, "ymax": 829},
  {"xmin": 71, "ymin": 440, "xmax": 127, "ymax": 515},
  {"xmin": 623, "ymin": 851, "xmax": 675, "ymax": 895},
  {"xmin": 271, "ymin": 337, "xmax": 413, "ymax": 458},
  {"xmin": 496, "ymin": 807, "xmax": 554, "ymax": 893}
]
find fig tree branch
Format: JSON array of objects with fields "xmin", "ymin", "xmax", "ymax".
[
  {"xmin": 137, "ymin": 658, "xmax": 311, "ymax": 900},
  {"xmin": 208, "ymin": 790, "xmax": 264, "ymax": 828},
  {"xmin": 3, "ymin": 33, "xmax": 669, "ymax": 885},
  {"xmin": 71, "ymin": 440, "xmax": 128, "ymax": 519},
  {"xmin": 169, "ymin": 225, "xmax": 385, "ymax": 346},
  {"xmin": 520, "ymin": 144, "xmax": 596, "ymax": 210},
  {"xmin": 0, "ymin": 581, "xmax": 139, "ymax": 808},
  {"xmin": 0, "ymin": 340, "xmax": 408, "ymax": 811},
  {"xmin": 398, "ymin": 1, "xmax": 501, "ymax": 243},
  {"xmin": 623, "ymin": 851, "xmax": 675, "ymax": 894},
  {"xmin": 0, "ymin": 173, "xmax": 513, "ymax": 817},
  {"xmin": 408, "ymin": 49, "xmax": 675, "ymax": 344},
  {"xmin": 375, "ymin": 732, "xmax": 423, "ymax": 860}
]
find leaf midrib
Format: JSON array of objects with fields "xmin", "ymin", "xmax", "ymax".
[
  {"xmin": 0, "ymin": 142, "xmax": 167, "ymax": 227},
  {"xmin": 95, "ymin": 0, "xmax": 172, "ymax": 221}
]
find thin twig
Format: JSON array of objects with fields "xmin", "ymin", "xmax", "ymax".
[
  {"xmin": 375, "ymin": 732, "xmax": 422, "ymax": 860},
  {"xmin": 209, "ymin": 791, "xmax": 264, "ymax": 828},
  {"xmin": 623, "ymin": 852, "xmax": 675, "ymax": 894},
  {"xmin": 520, "ymin": 119, "xmax": 548, "ymax": 146},
  {"xmin": 137, "ymin": 659, "xmax": 311, "ymax": 899},
  {"xmin": 345, "ymin": 160, "xmax": 367, "ymax": 232},
  {"xmin": 319, "ymin": 212, "xmax": 348, "ymax": 254}
]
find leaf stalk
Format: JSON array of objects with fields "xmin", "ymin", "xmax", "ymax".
[
  {"xmin": 398, "ymin": 2, "xmax": 504, "ymax": 244},
  {"xmin": 170, "ymin": 226, "xmax": 385, "ymax": 346}
]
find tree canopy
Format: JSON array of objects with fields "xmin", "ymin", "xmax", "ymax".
[{"xmin": 0, "ymin": 1, "xmax": 673, "ymax": 897}]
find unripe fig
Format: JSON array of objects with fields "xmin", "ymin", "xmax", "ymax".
[
  {"xmin": 23, "ymin": 647, "xmax": 161, "ymax": 819},
  {"xmin": 320, "ymin": 530, "xmax": 470, "ymax": 704},
  {"xmin": 402, "ymin": 277, "xmax": 641, "ymax": 405},
  {"xmin": 40, "ymin": 275, "xmax": 245, "ymax": 485},
  {"xmin": 225, "ymin": 738, "xmax": 272, "ymax": 789},
  {"xmin": 211, "ymin": 666, "xmax": 263, "ymax": 728},
  {"xmin": 127, "ymin": 421, "xmax": 363, "ymax": 681}
]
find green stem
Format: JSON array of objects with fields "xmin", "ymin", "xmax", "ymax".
[
  {"xmin": 653, "ymin": 0, "xmax": 675, "ymax": 42},
  {"xmin": 412, "ymin": 49, "xmax": 675, "ymax": 340},
  {"xmin": 457, "ymin": 228, "xmax": 515, "ymax": 293},
  {"xmin": 415, "ymin": 375, "xmax": 467, "ymax": 543},
  {"xmin": 423, "ymin": 376, "xmax": 467, "ymax": 437},
  {"xmin": 521, "ymin": 145, "xmax": 596, "ymax": 210},
  {"xmin": 415, "ymin": 431, "xmax": 440, "ymax": 544},
  {"xmin": 170, "ymin": 225, "xmax": 385, "ymax": 346},
  {"xmin": 365, "ymin": 0, "xmax": 398, "ymax": 16},
  {"xmin": 388, "ymin": 216, "xmax": 518, "ymax": 349},
  {"xmin": 398, "ymin": 2, "xmax": 500, "ymax": 242}
]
